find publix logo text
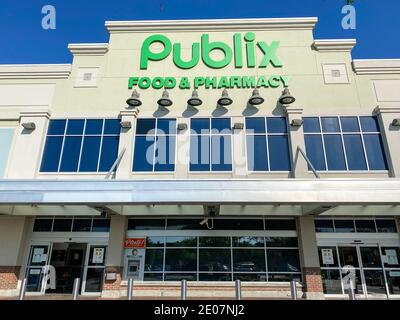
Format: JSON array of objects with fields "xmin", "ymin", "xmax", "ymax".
[{"xmin": 128, "ymin": 33, "xmax": 289, "ymax": 90}]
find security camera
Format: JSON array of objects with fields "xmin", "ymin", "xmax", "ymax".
[{"xmin": 199, "ymin": 218, "xmax": 208, "ymax": 226}]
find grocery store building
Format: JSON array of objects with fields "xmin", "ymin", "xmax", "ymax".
[{"xmin": 1, "ymin": 17, "xmax": 400, "ymax": 299}]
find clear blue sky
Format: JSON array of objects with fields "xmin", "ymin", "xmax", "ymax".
[{"xmin": 0, "ymin": 0, "xmax": 399, "ymax": 64}]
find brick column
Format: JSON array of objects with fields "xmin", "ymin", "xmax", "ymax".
[
  {"xmin": 297, "ymin": 215, "xmax": 325, "ymax": 299},
  {"xmin": 101, "ymin": 215, "xmax": 127, "ymax": 298}
]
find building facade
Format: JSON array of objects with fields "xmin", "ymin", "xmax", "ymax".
[{"xmin": 0, "ymin": 17, "xmax": 400, "ymax": 299}]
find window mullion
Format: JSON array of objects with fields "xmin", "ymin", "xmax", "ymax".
[
  {"xmin": 319, "ymin": 117, "xmax": 329, "ymax": 171},
  {"xmin": 358, "ymin": 117, "xmax": 370, "ymax": 171},
  {"xmin": 153, "ymin": 119, "xmax": 158, "ymax": 172},
  {"xmin": 76, "ymin": 120, "xmax": 87, "ymax": 172},
  {"xmin": 265, "ymin": 118, "xmax": 270, "ymax": 172},
  {"xmin": 57, "ymin": 119, "xmax": 68, "ymax": 173},
  {"xmin": 338, "ymin": 116, "xmax": 349, "ymax": 171},
  {"xmin": 96, "ymin": 119, "xmax": 105, "ymax": 172}
]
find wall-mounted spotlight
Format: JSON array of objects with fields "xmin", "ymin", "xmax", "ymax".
[
  {"xmin": 392, "ymin": 119, "xmax": 400, "ymax": 127},
  {"xmin": 177, "ymin": 123, "xmax": 188, "ymax": 131},
  {"xmin": 217, "ymin": 89, "xmax": 233, "ymax": 106},
  {"xmin": 233, "ymin": 123, "xmax": 244, "ymax": 130},
  {"xmin": 248, "ymin": 89, "xmax": 264, "ymax": 105},
  {"xmin": 279, "ymin": 88, "xmax": 296, "ymax": 105},
  {"xmin": 22, "ymin": 122, "xmax": 36, "ymax": 130},
  {"xmin": 157, "ymin": 90, "xmax": 173, "ymax": 107},
  {"xmin": 187, "ymin": 89, "xmax": 203, "ymax": 107},
  {"xmin": 120, "ymin": 121, "xmax": 132, "ymax": 129},
  {"xmin": 291, "ymin": 119, "xmax": 303, "ymax": 127},
  {"xmin": 126, "ymin": 89, "xmax": 142, "ymax": 107}
]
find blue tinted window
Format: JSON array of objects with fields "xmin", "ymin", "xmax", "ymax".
[
  {"xmin": 268, "ymin": 136, "xmax": 291, "ymax": 171},
  {"xmin": 340, "ymin": 117, "xmax": 360, "ymax": 132},
  {"xmin": 267, "ymin": 117, "xmax": 287, "ymax": 134},
  {"xmin": 360, "ymin": 116, "xmax": 380, "ymax": 132},
  {"xmin": 363, "ymin": 134, "xmax": 388, "ymax": 170},
  {"xmin": 321, "ymin": 117, "xmax": 340, "ymax": 132},
  {"xmin": 304, "ymin": 135, "xmax": 326, "ymax": 170},
  {"xmin": 47, "ymin": 120, "xmax": 66, "ymax": 135},
  {"xmin": 85, "ymin": 120, "xmax": 103, "ymax": 135},
  {"xmin": 136, "ymin": 119, "xmax": 156, "ymax": 135},
  {"xmin": 154, "ymin": 136, "xmax": 176, "ymax": 171},
  {"xmin": 60, "ymin": 136, "xmax": 82, "ymax": 172},
  {"xmin": 324, "ymin": 135, "xmax": 346, "ymax": 170},
  {"xmin": 343, "ymin": 135, "xmax": 367, "ymax": 170},
  {"xmin": 190, "ymin": 135, "xmax": 210, "ymax": 171},
  {"xmin": 79, "ymin": 137, "xmax": 101, "ymax": 172},
  {"xmin": 40, "ymin": 137, "xmax": 63, "ymax": 172},
  {"xmin": 211, "ymin": 135, "xmax": 232, "ymax": 171},
  {"xmin": 191, "ymin": 118, "xmax": 210, "ymax": 134},
  {"xmin": 245, "ymin": 118, "xmax": 265, "ymax": 134},
  {"xmin": 303, "ymin": 118, "xmax": 320, "ymax": 133},
  {"xmin": 133, "ymin": 136, "xmax": 155, "ymax": 172},
  {"xmin": 246, "ymin": 135, "xmax": 268, "ymax": 171},
  {"xmin": 104, "ymin": 119, "xmax": 121, "ymax": 135},
  {"xmin": 99, "ymin": 136, "xmax": 120, "ymax": 172},
  {"xmin": 157, "ymin": 119, "xmax": 176, "ymax": 135},
  {"xmin": 66, "ymin": 120, "xmax": 85, "ymax": 135},
  {"xmin": 211, "ymin": 118, "xmax": 231, "ymax": 133}
]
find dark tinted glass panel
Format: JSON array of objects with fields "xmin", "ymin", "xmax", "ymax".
[
  {"xmin": 268, "ymin": 135, "xmax": 291, "ymax": 171},
  {"xmin": 376, "ymin": 219, "xmax": 397, "ymax": 233},
  {"xmin": 245, "ymin": 117, "xmax": 265, "ymax": 134},
  {"xmin": 164, "ymin": 273, "xmax": 197, "ymax": 281},
  {"xmin": 382, "ymin": 247, "xmax": 400, "ymax": 268},
  {"xmin": 335, "ymin": 220, "xmax": 355, "ymax": 232},
  {"xmin": 154, "ymin": 136, "xmax": 175, "ymax": 171},
  {"xmin": 92, "ymin": 219, "xmax": 110, "ymax": 232},
  {"xmin": 40, "ymin": 137, "xmax": 63, "ymax": 172},
  {"xmin": 190, "ymin": 135, "xmax": 210, "ymax": 171},
  {"xmin": 33, "ymin": 219, "xmax": 53, "ymax": 232},
  {"xmin": 99, "ymin": 136, "xmax": 119, "ymax": 172},
  {"xmin": 363, "ymin": 134, "xmax": 388, "ymax": 170},
  {"xmin": 213, "ymin": 219, "xmax": 264, "ymax": 230},
  {"xmin": 133, "ymin": 136, "xmax": 155, "ymax": 172},
  {"xmin": 386, "ymin": 271, "xmax": 400, "ymax": 295},
  {"xmin": 315, "ymin": 219, "xmax": 334, "ymax": 233},
  {"xmin": 246, "ymin": 135, "xmax": 268, "ymax": 171},
  {"xmin": 144, "ymin": 249, "xmax": 164, "ymax": 272},
  {"xmin": 72, "ymin": 219, "xmax": 92, "ymax": 232},
  {"xmin": 324, "ymin": 135, "xmax": 346, "ymax": 170},
  {"xmin": 66, "ymin": 120, "xmax": 85, "ymax": 135},
  {"xmin": 267, "ymin": 249, "xmax": 300, "ymax": 272},
  {"xmin": 165, "ymin": 236, "xmax": 197, "ymax": 247},
  {"xmin": 199, "ymin": 237, "xmax": 230, "ymax": 247},
  {"xmin": 52, "ymin": 219, "xmax": 72, "ymax": 232},
  {"xmin": 343, "ymin": 135, "xmax": 367, "ymax": 170},
  {"xmin": 266, "ymin": 219, "xmax": 296, "ymax": 231},
  {"xmin": 340, "ymin": 117, "xmax": 360, "ymax": 132},
  {"xmin": 165, "ymin": 249, "xmax": 197, "ymax": 271},
  {"xmin": 48, "ymin": 120, "xmax": 66, "ymax": 135},
  {"xmin": 233, "ymin": 249, "xmax": 266, "ymax": 272},
  {"xmin": 364, "ymin": 270, "xmax": 386, "ymax": 294},
  {"xmin": 267, "ymin": 117, "xmax": 287, "ymax": 133},
  {"xmin": 318, "ymin": 247, "xmax": 339, "ymax": 267},
  {"xmin": 321, "ymin": 270, "xmax": 342, "ymax": 294},
  {"xmin": 234, "ymin": 273, "xmax": 267, "ymax": 282},
  {"xmin": 191, "ymin": 118, "xmax": 210, "ymax": 134},
  {"xmin": 79, "ymin": 136, "xmax": 101, "ymax": 172},
  {"xmin": 144, "ymin": 273, "xmax": 163, "ymax": 281},
  {"xmin": 85, "ymin": 119, "xmax": 103, "ymax": 135},
  {"xmin": 59, "ymin": 136, "xmax": 82, "ymax": 172},
  {"xmin": 232, "ymin": 237, "xmax": 264, "ymax": 247},
  {"xmin": 211, "ymin": 118, "xmax": 231, "ymax": 133},
  {"xmin": 360, "ymin": 247, "xmax": 381, "ymax": 267},
  {"xmin": 338, "ymin": 247, "xmax": 359, "ymax": 267},
  {"xmin": 303, "ymin": 117, "xmax": 320, "ymax": 133},
  {"xmin": 304, "ymin": 135, "xmax": 326, "ymax": 170},
  {"xmin": 128, "ymin": 219, "xmax": 165, "ymax": 230},
  {"xmin": 136, "ymin": 119, "xmax": 156, "ymax": 135},
  {"xmin": 211, "ymin": 135, "xmax": 232, "ymax": 171},
  {"xmin": 199, "ymin": 249, "xmax": 231, "ymax": 271},
  {"xmin": 85, "ymin": 268, "xmax": 104, "ymax": 292},
  {"xmin": 321, "ymin": 117, "xmax": 340, "ymax": 132},
  {"xmin": 360, "ymin": 116, "xmax": 380, "ymax": 132},
  {"xmin": 355, "ymin": 220, "xmax": 376, "ymax": 233},
  {"xmin": 103, "ymin": 119, "xmax": 121, "ymax": 135},
  {"xmin": 167, "ymin": 219, "xmax": 202, "ymax": 230},
  {"xmin": 265, "ymin": 237, "xmax": 298, "ymax": 247},
  {"xmin": 157, "ymin": 119, "xmax": 176, "ymax": 135},
  {"xmin": 146, "ymin": 237, "xmax": 165, "ymax": 247},
  {"xmin": 199, "ymin": 273, "xmax": 232, "ymax": 281}
]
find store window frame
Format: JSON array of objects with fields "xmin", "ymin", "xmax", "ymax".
[{"xmin": 314, "ymin": 217, "xmax": 398, "ymax": 234}]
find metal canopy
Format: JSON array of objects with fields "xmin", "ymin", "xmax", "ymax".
[{"xmin": 0, "ymin": 179, "xmax": 400, "ymax": 206}]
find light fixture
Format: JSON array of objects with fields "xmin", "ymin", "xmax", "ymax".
[
  {"xmin": 22, "ymin": 122, "xmax": 36, "ymax": 130},
  {"xmin": 233, "ymin": 123, "xmax": 244, "ymax": 130},
  {"xmin": 157, "ymin": 90, "xmax": 173, "ymax": 107},
  {"xmin": 291, "ymin": 119, "xmax": 303, "ymax": 127},
  {"xmin": 187, "ymin": 89, "xmax": 203, "ymax": 106},
  {"xmin": 120, "ymin": 121, "xmax": 132, "ymax": 129},
  {"xmin": 217, "ymin": 89, "xmax": 233, "ymax": 106},
  {"xmin": 392, "ymin": 119, "xmax": 400, "ymax": 127},
  {"xmin": 279, "ymin": 87, "xmax": 296, "ymax": 105},
  {"xmin": 248, "ymin": 89, "xmax": 264, "ymax": 105},
  {"xmin": 177, "ymin": 123, "xmax": 188, "ymax": 131},
  {"xmin": 126, "ymin": 89, "xmax": 142, "ymax": 107}
]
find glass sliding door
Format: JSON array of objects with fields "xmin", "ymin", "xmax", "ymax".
[{"xmin": 25, "ymin": 244, "xmax": 51, "ymax": 294}]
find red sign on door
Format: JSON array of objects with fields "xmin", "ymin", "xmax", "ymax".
[{"xmin": 124, "ymin": 238, "xmax": 146, "ymax": 249}]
